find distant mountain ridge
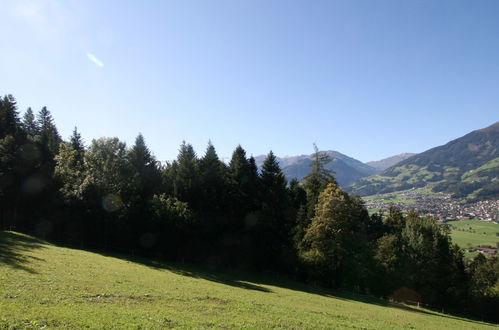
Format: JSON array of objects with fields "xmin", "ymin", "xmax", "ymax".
[
  {"xmin": 366, "ymin": 153, "xmax": 416, "ymax": 171},
  {"xmin": 255, "ymin": 150, "xmax": 396, "ymax": 187},
  {"xmin": 349, "ymin": 121, "xmax": 499, "ymax": 200}
]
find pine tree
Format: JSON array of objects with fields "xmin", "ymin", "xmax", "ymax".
[
  {"xmin": 37, "ymin": 106, "xmax": 61, "ymax": 156},
  {"xmin": 173, "ymin": 141, "xmax": 199, "ymax": 206},
  {"xmin": 69, "ymin": 127, "xmax": 85, "ymax": 166},
  {"xmin": 303, "ymin": 144, "xmax": 336, "ymax": 209},
  {"xmin": 255, "ymin": 151, "xmax": 292, "ymax": 269},
  {"xmin": 228, "ymin": 145, "xmax": 252, "ymax": 217},
  {"xmin": 128, "ymin": 133, "xmax": 161, "ymax": 199},
  {"xmin": 199, "ymin": 141, "xmax": 226, "ymax": 214},
  {"xmin": 0, "ymin": 95, "xmax": 22, "ymax": 139},
  {"xmin": 22, "ymin": 107, "xmax": 39, "ymax": 138}
]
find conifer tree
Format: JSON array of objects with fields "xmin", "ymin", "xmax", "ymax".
[
  {"xmin": 22, "ymin": 107, "xmax": 39, "ymax": 138},
  {"xmin": 255, "ymin": 151, "xmax": 292, "ymax": 269},
  {"xmin": 128, "ymin": 133, "xmax": 161, "ymax": 199},
  {"xmin": 0, "ymin": 95, "xmax": 22, "ymax": 139},
  {"xmin": 37, "ymin": 106, "xmax": 61, "ymax": 156},
  {"xmin": 173, "ymin": 141, "xmax": 199, "ymax": 206},
  {"xmin": 303, "ymin": 144, "xmax": 336, "ymax": 210},
  {"xmin": 199, "ymin": 141, "xmax": 226, "ymax": 214},
  {"xmin": 228, "ymin": 145, "xmax": 252, "ymax": 218},
  {"xmin": 69, "ymin": 127, "xmax": 85, "ymax": 165}
]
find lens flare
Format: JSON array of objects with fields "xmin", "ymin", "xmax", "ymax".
[
  {"xmin": 102, "ymin": 194, "xmax": 123, "ymax": 212},
  {"xmin": 86, "ymin": 52, "xmax": 104, "ymax": 67}
]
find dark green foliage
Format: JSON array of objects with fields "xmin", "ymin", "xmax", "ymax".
[
  {"xmin": 128, "ymin": 133, "xmax": 161, "ymax": 199},
  {"xmin": 198, "ymin": 141, "xmax": 227, "ymax": 214},
  {"xmin": 0, "ymin": 95, "xmax": 22, "ymax": 139},
  {"xmin": 173, "ymin": 141, "xmax": 200, "ymax": 207},
  {"xmin": 227, "ymin": 145, "xmax": 258, "ymax": 219},
  {"xmin": 22, "ymin": 108, "xmax": 39, "ymax": 138},
  {"xmin": 36, "ymin": 106, "xmax": 61, "ymax": 157},
  {"xmin": 252, "ymin": 151, "xmax": 292, "ymax": 270}
]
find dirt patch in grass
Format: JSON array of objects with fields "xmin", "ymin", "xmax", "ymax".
[{"xmin": 82, "ymin": 294, "xmax": 156, "ymax": 303}]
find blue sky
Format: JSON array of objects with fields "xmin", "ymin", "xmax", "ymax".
[{"xmin": 1, "ymin": 0, "xmax": 498, "ymax": 163}]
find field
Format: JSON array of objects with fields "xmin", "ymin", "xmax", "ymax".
[
  {"xmin": 447, "ymin": 220, "xmax": 499, "ymax": 249},
  {"xmin": 0, "ymin": 231, "xmax": 496, "ymax": 329}
]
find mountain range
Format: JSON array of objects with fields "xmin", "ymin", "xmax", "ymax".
[
  {"xmin": 255, "ymin": 121, "xmax": 499, "ymax": 201},
  {"xmin": 254, "ymin": 151, "xmax": 402, "ymax": 187},
  {"xmin": 366, "ymin": 153, "xmax": 416, "ymax": 171},
  {"xmin": 349, "ymin": 121, "xmax": 499, "ymax": 200}
]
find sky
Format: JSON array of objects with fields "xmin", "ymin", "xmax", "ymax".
[{"xmin": 1, "ymin": 0, "xmax": 498, "ymax": 163}]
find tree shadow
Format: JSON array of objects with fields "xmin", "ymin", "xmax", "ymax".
[
  {"xmin": 0, "ymin": 231, "xmax": 46, "ymax": 274},
  {"xmin": 93, "ymin": 250, "xmax": 272, "ymax": 293},
  {"xmin": 22, "ymin": 236, "xmax": 494, "ymax": 326},
  {"xmin": 93, "ymin": 250, "xmax": 494, "ymax": 326}
]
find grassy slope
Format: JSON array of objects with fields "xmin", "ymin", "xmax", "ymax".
[
  {"xmin": 447, "ymin": 220, "xmax": 499, "ymax": 248},
  {"xmin": 0, "ymin": 232, "xmax": 496, "ymax": 329}
]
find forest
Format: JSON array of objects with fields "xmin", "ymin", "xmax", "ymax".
[{"xmin": 0, "ymin": 94, "xmax": 497, "ymax": 321}]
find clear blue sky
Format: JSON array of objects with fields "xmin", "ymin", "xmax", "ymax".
[{"xmin": 2, "ymin": 0, "xmax": 498, "ymax": 163}]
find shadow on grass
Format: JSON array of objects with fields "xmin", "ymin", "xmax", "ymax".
[
  {"xmin": 0, "ymin": 231, "xmax": 46, "ymax": 274},
  {"xmin": 92, "ymin": 249, "xmax": 493, "ymax": 326},
  {"xmin": 94, "ymin": 250, "xmax": 272, "ymax": 293},
  {"xmin": 18, "ymin": 234, "xmax": 493, "ymax": 326}
]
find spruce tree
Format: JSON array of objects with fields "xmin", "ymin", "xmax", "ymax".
[
  {"xmin": 37, "ymin": 106, "xmax": 61, "ymax": 156},
  {"xmin": 199, "ymin": 141, "xmax": 226, "ymax": 214},
  {"xmin": 173, "ymin": 141, "xmax": 199, "ymax": 206},
  {"xmin": 256, "ymin": 151, "xmax": 292, "ymax": 269},
  {"xmin": 0, "ymin": 95, "xmax": 22, "ymax": 139},
  {"xmin": 228, "ymin": 145, "xmax": 252, "ymax": 218},
  {"xmin": 22, "ymin": 107, "xmax": 39, "ymax": 138},
  {"xmin": 128, "ymin": 133, "xmax": 161, "ymax": 199},
  {"xmin": 69, "ymin": 127, "xmax": 85, "ymax": 166}
]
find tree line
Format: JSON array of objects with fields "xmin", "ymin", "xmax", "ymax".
[{"xmin": 0, "ymin": 94, "xmax": 497, "ymax": 321}]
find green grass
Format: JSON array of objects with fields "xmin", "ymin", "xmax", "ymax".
[
  {"xmin": 0, "ymin": 231, "xmax": 496, "ymax": 329},
  {"xmin": 447, "ymin": 220, "xmax": 499, "ymax": 249}
]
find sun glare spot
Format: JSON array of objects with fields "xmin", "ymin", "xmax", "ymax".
[{"xmin": 86, "ymin": 52, "xmax": 104, "ymax": 67}]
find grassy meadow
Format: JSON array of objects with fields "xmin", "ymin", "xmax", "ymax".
[
  {"xmin": 0, "ymin": 231, "xmax": 496, "ymax": 329},
  {"xmin": 447, "ymin": 220, "xmax": 499, "ymax": 249}
]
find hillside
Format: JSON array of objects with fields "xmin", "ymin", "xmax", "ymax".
[
  {"xmin": 255, "ymin": 150, "xmax": 378, "ymax": 187},
  {"xmin": 350, "ymin": 122, "xmax": 499, "ymax": 199},
  {"xmin": 367, "ymin": 153, "xmax": 416, "ymax": 171},
  {"xmin": 0, "ymin": 231, "xmax": 494, "ymax": 329}
]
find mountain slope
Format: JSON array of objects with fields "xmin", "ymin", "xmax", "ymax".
[
  {"xmin": 255, "ymin": 150, "xmax": 378, "ymax": 187},
  {"xmin": 350, "ymin": 122, "xmax": 499, "ymax": 199},
  {"xmin": 0, "ymin": 231, "xmax": 494, "ymax": 329},
  {"xmin": 367, "ymin": 153, "xmax": 416, "ymax": 171}
]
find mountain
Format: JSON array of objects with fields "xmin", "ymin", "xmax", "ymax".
[
  {"xmin": 254, "ymin": 150, "xmax": 378, "ymax": 187},
  {"xmin": 349, "ymin": 122, "xmax": 499, "ymax": 200},
  {"xmin": 366, "ymin": 153, "xmax": 416, "ymax": 171}
]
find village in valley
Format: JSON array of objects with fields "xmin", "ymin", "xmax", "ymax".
[{"xmin": 364, "ymin": 191, "xmax": 499, "ymax": 223}]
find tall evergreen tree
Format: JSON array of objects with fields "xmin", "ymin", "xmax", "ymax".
[
  {"xmin": 228, "ymin": 145, "xmax": 253, "ymax": 218},
  {"xmin": 173, "ymin": 141, "xmax": 199, "ymax": 207},
  {"xmin": 255, "ymin": 151, "xmax": 292, "ymax": 269},
  {"xmin": 37, "ymin": 106, "xmax": 61, "ymax": 156},
  {"xmin": 0, "ymin": 95, "xmax": 22, "ymax": 139},
  {"xmin": 199, "ymin": 141, "xmax": 226, "ymax": 214},
  {"xmin": 294, "ymin": 144, "xmax": 337, "ymax": 245},
  {"xmin": 128, "ymin": 133, "xmax": 161, "ymax": 199},
  {"xmin": 22, "ymin": 107, "xmax": 39, "ymax": 138}
]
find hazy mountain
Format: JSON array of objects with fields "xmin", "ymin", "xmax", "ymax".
[
  {"xmin": 366, "ymin": 153, "xmax": 416, "ymax": 171},
  {"xmin": 254, "ymin": 150, "xmax": 378, "ymax": 187},
  {"xmin": 349, "ymin": 121, "xmax": 499, "ymax": 200}
]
